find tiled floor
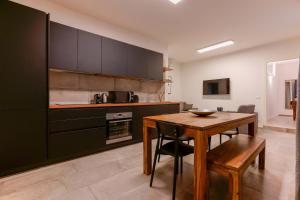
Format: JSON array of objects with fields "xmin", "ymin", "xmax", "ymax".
[
  {"xmin": 0, "ymin": 128, "xmax": 295, "ymax": 200},
  {"xmin": 265, "ymin": 116, "xmax": 296, "ymax": 133}
]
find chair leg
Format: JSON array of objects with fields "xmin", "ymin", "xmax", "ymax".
[
  {"xmin": 157, "ymin": 136, "xmax": 164, "ymax": 162},
  {"xmin": 208, "ymin": 136, "xmax": 211, "ymax": 150},
  {"xmin": 229, "ymin": 172, "xmax": 241, "ymax": 200},
  {"xmin": 180, "ymin": 156, "xmax": 183, "ymax": 174},
  {"xmin": 150, "ymin": 137, "xmax": 160, "ymax": 187},
  {"xmin": 220, "ymin": 134, "xmax": 222, "ymax": 144},
  {"xmin": 172, "ymin": 155, "xmax": 179, "ymax": 200},
  {"xmin": 259, "ymin": 147, "xmax": 265, "ymax": 169}
]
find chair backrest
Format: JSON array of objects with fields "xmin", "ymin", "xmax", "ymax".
[
  {"xmin": 156, "ymin": 121, "xmax": 184, "ymax": 140},
  {"xmin": 237, "ymin": 104, "xmax": 255, "ymax": 114}
]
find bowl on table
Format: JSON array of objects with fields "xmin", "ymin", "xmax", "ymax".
[{"xmin": 188, "ymin": 109, "xmax": 216, "ymax": 117}]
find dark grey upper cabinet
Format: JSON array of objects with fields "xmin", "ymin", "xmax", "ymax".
[
  {"xmin": 49, "ymin": 21, "xmax": 163, "ymax": 80},
  {"xmin": 0, "ymin": 1, "xmax": 47, "ymax": 110},
  {"xmin": 78, "ymin": 30, "xmax": 102, "ymax": 73},
  {"xmin": 127, "ymin": 46, "xmax": 148, "ymax": 79},
  {"xmin": 146, "ymin": 51, "xmax": 163, "ymax": 80},
  {"xmin": 102, "ymin": 37, "xmax": 128, "ymax": 76},
  {"xmin": 50, "ymin": 22, "xmax": 77, "ymax": 71}
]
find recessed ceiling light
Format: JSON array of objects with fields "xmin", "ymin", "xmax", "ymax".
[
  {"xmin": 169, "ymin": 0, "xmax": 182, "ymax": 4},
  {"xmin": 197, "ymin": 40, "xmax": 234, "ymax": 54}
]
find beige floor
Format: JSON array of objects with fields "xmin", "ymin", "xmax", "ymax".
[
  {"xmin": 265, "ymin": 116, "xmax": 296, "ymax": 133},
  {"xmin": 0, "ymin": 128, "xmax": 295, "ymax": 200}
]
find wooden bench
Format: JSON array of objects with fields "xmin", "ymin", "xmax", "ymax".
[{"xmin": 207, "ymin": 135, "xmax": 266, "ymax": 200}]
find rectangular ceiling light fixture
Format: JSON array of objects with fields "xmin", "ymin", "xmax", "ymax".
[
  {"xmin": 169, "ymin": 0, "xmax": 182, "ymax": 4},
  {"xmin": 197, "ymin": 40, "xmax": 234, "ymax": 54}
]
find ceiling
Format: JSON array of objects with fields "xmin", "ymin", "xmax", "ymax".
[{"xmin": 49, "ymin": 0, "xmax": 300, "ymax": 63}]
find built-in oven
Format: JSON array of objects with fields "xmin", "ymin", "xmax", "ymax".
[{"xmin": 106, "ymin": 112, "xmax": 133, "ymax": 144}]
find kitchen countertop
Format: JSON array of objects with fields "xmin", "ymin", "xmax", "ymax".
[{"xmin": 49, "ymin": 102, "xmax": 180, "ymax": 109}]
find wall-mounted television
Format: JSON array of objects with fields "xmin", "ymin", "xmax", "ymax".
[{"xmin": 203, "ymin": 78, "xmax": 230, "ymax": 95}]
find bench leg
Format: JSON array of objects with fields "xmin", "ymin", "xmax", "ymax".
[
  {"xmin": 259, "ymin": 147, "xmax": 265, "ymax": 170},
  {"xmin": 229, "ymin": 172, "xmax": 241, "ymax": 200}
]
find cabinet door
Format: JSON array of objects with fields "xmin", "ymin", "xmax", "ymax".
[
  {"xmin": 146, "ymin": 51, "xmax": 163, "ymax": 80},
  {"xmin": 133, "ymin": 105, "xmax": 180, "ymax": 141},
  {"xmin": 78, "ymin": 30, "xmax": 102, "ymax": 73},
  {"xmin": 0, "ymin": 1, "xmax": 47, "ymax": 110},
  {"xmin": 50, "ymin": 22, "xmax": 77, "ymax": 71},
  {"xmin": 127, "ymin": 46, "xmax": 148, "ymax": 79},
  {"xmin": 48, "ymin": 127, "xmax": 106, "ymax": 160},
  {"xmin": 102, "ymin": 37, "xmax": 128, "ymax": 76},
  {"xmin": 0, "ymin": 109, "xmax": 47, "ymax": 176}
]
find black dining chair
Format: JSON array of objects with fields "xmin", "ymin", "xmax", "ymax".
[{"xmin": 150, "ymin": 121, "xmax": 194, "ymax": 200}]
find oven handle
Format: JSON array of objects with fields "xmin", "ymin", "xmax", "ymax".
[{"xmin": 108, "ymin": 119, "xmax": 132, "ymax": 123}]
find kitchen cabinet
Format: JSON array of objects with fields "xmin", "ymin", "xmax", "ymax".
[
  {"xmin": 78, "ymin": 30, "xmax": 102, "ymax": 73},
  {"xmin": 127, "ymin": 46, "xmax": 164, "ymax": 80},
  {"xmin": 49, "ymin": 22, "xmax": 163, "ymax": 80},
  {"xmin": 0, "ymin": 1, "xmax": 47, "ymax": 110},
  {"xmin": 127, "ymin": 46, "xmax": 148, "ymax": 79},
  {"xmin": 102, "ymin": 37, "xmax": 128, "ymax": 76},
  {"xmin": 48, "ymin": 127, "xmax": 106, "ymax": 160},
  {"xmin": 133, "ymin": 104, "xmax": 180, "ymax": 141},
  {"xmin": 0, "ymin": 109, "xmax": 47, "ymax": 176},
  {"xmin": 50, "ymin": 22, "xmax": 77, "ymax": 71},
  {"xmin": 48, "ymin": 108, "xmax": 106, "ymax": 160},
  {"xmin": 146, "ymin": 51, "xmax": 163, "ymax": 80},
  {"xmin": 0, "ymin": 1, "xmax": 48, "ymax": 176}
]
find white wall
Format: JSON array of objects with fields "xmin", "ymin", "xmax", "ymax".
[
  {"xmin": 10, "ymin": 0, "xmax": 168, "ymax": 70},
  {"xmin": 165, "ymin": 59, "xmax": 183, "ymax": 101},
  {"xmin": 179, "ymin": 37, "xmax": 300, "ymax": 127},
  {"xmin": 266, "ymin": 63, "xmax": 280, "ymax": 120}
]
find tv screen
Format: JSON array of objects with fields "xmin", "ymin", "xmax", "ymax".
[{"xmin": 203, "ymin": 78, "xmax": 230, "ymax": 95}]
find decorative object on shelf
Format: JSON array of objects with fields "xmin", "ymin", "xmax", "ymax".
[
  {"xmin": 163, "ymin": 66, "xmax": 174, "ymax": 72},
  {"xmin": 188, "ymin": 109, "xmax": 216, "ymax": 117},
  {"xmin": 158, "ymin": 86, "xmax": 165, "ymax": 102},
  {"xmin": 166, "ymin": 75, "xmax": 172, "ymax": 94}
]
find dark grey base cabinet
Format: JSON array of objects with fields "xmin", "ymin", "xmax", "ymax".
[
  {"xmin": 47, "ymin": 104, "xmax": 179, "ymax": 164},
  {"xmin": 48, "ymin": 127, "xmax": 106, "ymax": 160},
  {"xmin": 48, "ymin": 108, "xmax": 106, "ymax": 161},
  {"xmin": 133, "ymin": 104, "xmax": 180, "ymax": 141}
]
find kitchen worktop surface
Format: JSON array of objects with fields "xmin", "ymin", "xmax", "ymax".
[{"xmin": 49, "ymin": 102, "xmax": 180, "ymax": 109}]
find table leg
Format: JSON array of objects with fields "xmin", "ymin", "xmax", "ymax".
[
  {"xmin": 248, "ymin": 122, "xmax": 255, "ymax": 137},
  {"xmin": 194, "ymin": 132, "xmax": 208, "ymax": 200},
  {"xmin": 143, "ymin": 123, "xmax": 152, "ymax": 175}
]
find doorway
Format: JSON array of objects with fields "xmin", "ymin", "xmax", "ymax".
[{"xmin": 266, "ymin": 59, "xmax": 299, "ymax": 132}]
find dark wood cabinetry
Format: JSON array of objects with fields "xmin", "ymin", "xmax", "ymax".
[
  {"xmin": 49, "ymin": 127, "xmax": 106, "ymax": 160},
  {"xmin": 0, "ymin": 1, "xmax": 47, "ymax": 110},
  {"xmin": 48, "ymin": 108, "xmax": 106, "ymax": 161},
  {"xmin": 49, "ymin": 22, "xmax": 163, "ymax": 80},
  {"xmin": 0, "ymin": 110, "xmax": 47, "ymax": 176},
  {"xmin": 133, "ymin": 104, "xmax": 179, "ymax": 141},
  {"xmin": 78, "ymin": 30, "xmax": 102, "ymax": 73},
  {"xmin": 127, "ymin": 46, "xmax": 148, "ymax": 78},
  {"xmin": 102, "ymin": 37, "xmax": 128, "ymax": 76},
  {"xmin": 146, "ymin": 51, "xmax": 164, "ymax": 80},
  {"xmin": 0, "ymin": 1, "xmax": 48, "ymax": 176},
  {"xmin": 50, "ymin": 22, "xmax": 77, "ymax": 71}
]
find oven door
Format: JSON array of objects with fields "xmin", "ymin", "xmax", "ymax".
[{"xmin": 106, "ymin": 118, "xmax": 133, "ymax": 144}]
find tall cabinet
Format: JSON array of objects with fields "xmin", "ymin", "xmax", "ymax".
[{"xmin": 0, "ymin": 1, "xmax": 48, "ymax": 176}]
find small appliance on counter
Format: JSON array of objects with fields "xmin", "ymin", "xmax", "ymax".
[
  {"xmin": 107, "ymin": 91, "xmax": 139, "ymax": 103},
  {"xmin": 93, "ymin": 93, "xmax": 109, "ymax": 104}
]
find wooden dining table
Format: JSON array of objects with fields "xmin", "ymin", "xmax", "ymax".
[{"xmin": 143, "ymin": 112, "xmax": 256, "ymax": 200}]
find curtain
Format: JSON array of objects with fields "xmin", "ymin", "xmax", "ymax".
[{"xmin": 296, "ymin": 60, "xmax": 300, "ymax": 200}]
